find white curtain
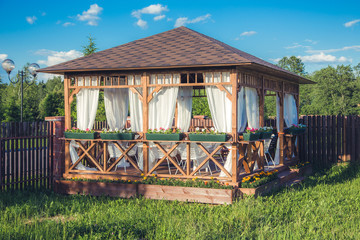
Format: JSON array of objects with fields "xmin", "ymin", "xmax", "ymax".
[
  {"xmin": 204, "ymin": 72, "xmax": 233, "ymax": 178},
  {"xmin": 245, "ymin": 87, "xmax": 259, "ymax": 129},
  {"xmin": 148, "ymin": 74, "xmax": 180, "ymax": 130},
  {"xmin": 128, "ymin": 75, "xmax": 143, "ymax": 132},
  {"xmin": 274, "ymin": 94, "xmax": 281, "ymax": 164},
  {"xmin": 71, "ymin": 76, "xmax": 99, "ymax": 171},
  {"xmin": 177, "ymin": 87, "xmax": 193, "ymax": 132},
  {"xmin": 284, "ymin": 94, "xmax": 298, "ymax": 127},
  {"xmin": 76, "ymin": 76, "xmax": 99, "ymax": 130},
  {"xmin": 237, "ymin": 87, "xmax": 247, "ymax": 133},
  {"xmin": 205, "ymin": 72, "xmax": 232, "ymax": 132},
  {"xmin": 148, "ymin": 74, "xmax": 180, "ymax": 171},
  {"xmin": 104, "ymin": 81, "xmax": 130, "ymax": 169},
  {"xmin": 104, "ymin": 88, "xmax": 129, "ymax": 130}
]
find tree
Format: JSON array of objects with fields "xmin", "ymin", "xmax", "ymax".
[
  {"xmin": 82, "ymin": 34, "xmax": 98, "ymax": 56},
  {"xmin": 39, "ymin": 90, "xmax": 64, "ymax": 119},
  {"xmin": 310, "ymin": 65, "xmax": 359, "ymax": 115},
  {"xmin": 277, "ymin": 56, "xmax": 307, "ymax": 77}
]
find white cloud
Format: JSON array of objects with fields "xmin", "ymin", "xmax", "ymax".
[
  {"xmin": 35, "ymin": 49, "xmax": 83, "ymax": 66},
  {"xmin": 63, "ymin": 22, "xmax": 75, "ymax": 27},
  {"xmin": 132, "ymin": 4, "xmax": 168, "ymax": 19},
  {"xmin": 174, "ymin": 14, "xmax": 211, "ymax": 27},
  {"xmin": 154, "ymin": 15, "xmax": 166, "ymax": 21},
  {"xmin": 344, "ymin": 19, "xmax": 360, "ymax": 27},
  {"xmin": 77, "ymin": 4, "xmax": 103, "ymax": 26},
  {"xmin": 306, "ymin": 45, "xmax": 360, "ymax": 54},
  {"xmin": 240, "ymin": 31, "xmax": 257, "ymax": 37},
  {"xmin": 304, "ymin": 39, "xmax": 318, "ymax": 45},
  {"xmin": 0, "ymin": 54, "xmax": 8, "ymax": 62},
  {"xmin": 298, "ymin": 52, "xmax": 352, "ymax": 63},
  {"xmin": 285, "ymin": 43, "xmax": 311, "ymax": 50},
  {"xmin": 136, "ymin": 19, "xmax": 148, "ymax": 29},
  {"xmin": 26, "ymin": 16, "xmax": 37, "ymax": 24}
]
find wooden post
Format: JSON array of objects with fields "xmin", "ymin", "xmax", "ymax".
[
  {"xmin": 279, "ymin": 84, "xmax": 285, "ymax": 165},
  {"xmin": 64, "ymin": 76, "xmax": 71, "ymax": 174},
  {"xmin": 230, "ymin": 70, "xmax": 238, "ymax": 183},
  {"xmin": 259, "ymin": 76, "xmax": 265, "ymax": 127},
  {"xmin": 142, "ymin": 73, "xmax": 149, "ymax": 174}
]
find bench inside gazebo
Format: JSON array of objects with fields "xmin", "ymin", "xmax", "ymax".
[{"xmin": 39, "ymin": 26, "xmax": 313, "ymax": 186}]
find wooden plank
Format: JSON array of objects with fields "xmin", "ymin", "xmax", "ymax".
[
  {"xmin": 19, "ymin": 122, "xmax": 24, "ymax": 190},
  {"xmin": 337, "ymin": 115, "xmax": 342, "ymax": 163},
  {"xmin": 331, "ymin": 116, "xmax": 336, "ymax": 163},
  {"xmin": 343, "ymin": 116, "xmax": 347, "ymax": 162},
  {"xmin": 186, "ymin": 142, "xmax": 190, "ymax": 176},
  {"xmin": 321, "ymin": 116, "xmax": 326, "ymax": 166},
  {"xmin": 6, "ymin": 123, "xmax": 11, "ymax": 190},
  {"xmin": 0, "ymin": 123, "xmax": 4, "ymax": 191},
  {"xmin": 278, "ymin": 91, "xmax": 284, "ymax": 165},
  {"xmin": 49, "ymin": 121, "xmax": 54, "ymax": 189},
  {"xmin": 35, "ymin": 122, "xmax": 40, "ymax": 189},
  {"xmin": 351, "ymin": 116, "xmax": 356, "ymax": 161},
  {"xmin": 40, "ymin": 122, "xmax": 44, "ymax": 188}
]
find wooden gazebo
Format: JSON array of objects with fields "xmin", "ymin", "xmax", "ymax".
[{"xmin": 39, "ymin": 27, "xmax": 313, "ymax": 185}]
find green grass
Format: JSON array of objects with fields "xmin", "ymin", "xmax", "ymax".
[{"xmin": 1, "ymin": 163, "xmax": 360, "ymax": 239}]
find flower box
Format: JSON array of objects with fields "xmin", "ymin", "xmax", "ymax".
[
  {"xmin": 146, "ymin": 133, "xmax": 183, "ymax": 141},
  {"xmin": 100, "ymin": 132, "xmax": 135, "ymax": 140},
  {"xmin": 55, "ymin": 180, "xmax": 236, "ymax": 205},
  {"xmin": 259, "ymin": 132, "xmax": 273, "ymax": 139},
  {"xmin": 64, "ymin": 132, "xmax": 97, "ymax": 139},
  {"xmin": 188, "ymin": 134, "xmax": 228, "ymax": 142},
  {"xmin": 286, "ymin": 128, "xmax": 306, "ymax": 135},
  {"xmin": 242, "ymin": 132, "xmax": 260, "ymax": 141},
  {"xmin": 54, "ymin": 180, "xmax": 137, "ymax": 198},
  {"xmin": 239, "ymin": 179, "xmax": 280, "ymax": 197}
]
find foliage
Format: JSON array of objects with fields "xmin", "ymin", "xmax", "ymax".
[
  {"xmin": 192, "ymin": 97, "xmax": 211, "ymax": 117},
  {"xmin": 245, "ymin": 127, "xmax": 259, "ymax": 134},
  {"xmin": 82, "ymin": 34, "xmax": 98, "ymax": 56},
  {"xmin": 102, "ymin": 128, "xmax": 132, "ymax": 133},
  {"xmin": 289, "ymin": 161, "xmax": 311, "ymax": 170},
  {"xmin": 1, "ymin": 164, "xmax": 360, "ymax": 239},
  {"xmin": 39, "ymin": 90, "xmax": 64, "ymax": 119},
  {"xmin": 192, "ymin": 127, "xmax": 225, "ymax": 135},
  {"xmin": 65, "ymin": 127, "xmax": 94, "ymax": 133},
  {"xmin": 258, "ymin": 126, "xmax": 273, "ymax": 133},
  {"xmin": 277, "ymin": 56, "xmax": 307, "ymax": 77},
  {"xmin": 66, "ymin": 174, "xmax": 233, "ymax": 189},
  {"xmin": 147, "ymin": 127, "xmax": 181, "ymax": 134},
  {"xmin": 241, "ymin": 170, "xmax": 278, "ymax": 188}
]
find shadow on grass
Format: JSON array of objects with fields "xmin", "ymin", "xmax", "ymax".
[{"xmin": 264, "ymin": 161, "xmax": 360, "ymax": 197}]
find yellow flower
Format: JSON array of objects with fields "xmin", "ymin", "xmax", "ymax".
[
  {"xmin": 254, "ymin": 173, "xmax": 260, "ymax": 177},
  {"xmin": 161, "ymin": 178, "xmax": 164, "ymax": 180},
  {"xmin": 216, "ymin": 180, "xmax": 220, "ymax": 183},
  {"xmin": 143, "ymin": 177, "xmax": 147, "ymax": 180},
  {"xmin": 128, "ymin": 180, "xmax": 131, "ymax": 183},
  {"xmin": 274, "ymin": 170, "xmax": 278, "ymax": 173},
  {"xmin": 254, "ymin": 177, "xmax": 260, "ymax": 181},
  {"xmin": 134, "ymin": 180, "xmax": 138, "ymax": 183},
  {"xmin": 141, "ymin": 173, "xmax": 144, "ymax": 176},
  {"xmin": 242, "ymin": 180, "xmax": 246, "ymax": 183},
  {"xmin": 152, "ymin": 174, "xmax": 156, "ymax": 177},
  {"xmin": 211, "ymin": 177, "xmax": 214, "ymax": 180}
]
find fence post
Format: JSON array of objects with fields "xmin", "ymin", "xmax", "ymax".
[{"xmin": 45, "ymin": 116, "xmax": 65, "ymax": 181}]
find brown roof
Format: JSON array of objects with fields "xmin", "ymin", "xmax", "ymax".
[{"xmin": 38, "ymin": 26, "xmax": 312, "ymax": 83}]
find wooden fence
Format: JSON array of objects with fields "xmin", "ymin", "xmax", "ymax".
[{"xmin": 0, "ymin": 121, "xmax": 54, "ymax": 191}]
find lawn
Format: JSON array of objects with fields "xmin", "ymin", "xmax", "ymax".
[{"xmin": 0, "ymin": 163, "xmax": 359, "ymax": 239}]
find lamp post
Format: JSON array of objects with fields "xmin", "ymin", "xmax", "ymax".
[{"xmin": 1, "ymin": 59, "xmax": 40, "ymax": 122}]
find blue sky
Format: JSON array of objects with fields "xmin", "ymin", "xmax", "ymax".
[{"xmin": 0, "ymin": 0, "xmax": 359, "ymax": 82}]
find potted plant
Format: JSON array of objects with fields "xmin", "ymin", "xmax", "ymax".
[
  {"xmin": 258, "ymin": 126, "xmax": 274, "ymax": 139},
  {"xmin": 286, "ymin": 124, "xmax": 306, "ymax": 135},
  {"xmin": 64, "ymin": 127, "xmax": 97, "ymax": 139},
  {"xmin": 146, "ymin": 128, "xmax": 183, "ymax": 141},
  {"xmin": 100, "ymin": 128, "xmax": 135, "ymax": 140},
  {"xmin": 242, "ymin": 127, "xmax": 260, "ymax": 141},
  {"xmin": 188, "ymin": 127, "xmax": 228, "ymax": 142}
]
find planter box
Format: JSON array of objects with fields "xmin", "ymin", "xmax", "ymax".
[
  {"xmin": 146, "ymin": 133, "xmax": 183, "ymax": 141},
  {"xmin": 188, "ymin": 134, "xmax": 228, "ymax": 142},
  {"xmin": 55, "ymin": 180, "xmax": 236, "ymax": 205},
  {"xmin": 259, "ymin": 132, "xmax": 273, "ymax": 139},
  {"xmin": 239, "ymin": 179, "xmax": 280, "ymax": 197},
  {"xmin": 291, "ymin": 164, "xmax": 312, "ymax": 176},
  {"xmin": 64, "ymin": 132, "xmax": 97, "ymax": 139},
  {"xmin": 242, "ymin": 132, "xmax": 260, "ymax": 141},
  {"xmin": 54, "ymin": 180, "xmax": 137, "ymax": 198},
  {"xmin": 285, "ymin": 128, "xmax": 306, "ymax": 135},
  {"xmin": 100, "ymin": 132, "xmax": 135, "ymax": 140},
  {"xmin": 138, "ymin": 184, "xmax": 236, "ymax": 204}
]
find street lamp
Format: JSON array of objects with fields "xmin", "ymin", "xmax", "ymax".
[{"xmin": 1, "ymin": 59, "xmax": 40, "ymax": 122}]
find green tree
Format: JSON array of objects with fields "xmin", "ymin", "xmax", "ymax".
[
  {"xmin": 82, "ymin": 34, "xmax": 98, "ymax": 56},
  {"xmin": 277, "ymin": 56, "xmax": 307, "ymax": 77},
  {"xmin": 39, "ymin": 90, "xmax": 64, "ymax": 119},
  {"xmin": 311, "ymin": 65, "xmax": 359, "ymax": 115},
  {"xmin": 192, "ymin": 97, "xmax": 211, "ymax": 117}
]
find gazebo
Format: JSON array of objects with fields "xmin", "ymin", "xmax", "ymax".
[{"xmin": 39, "ymin": 26, "xmax": 313, "ymax": 185}]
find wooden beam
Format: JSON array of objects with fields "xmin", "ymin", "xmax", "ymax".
[
  {"xmin": 259, "ymin": 77, "xmax": 265, "ymax": 127},
  {"xmin": 147, "ymin": 86, "xmax": 163, "ymax": 103},
  {"xmin": 279, "ymin": 83, "xmax": 285, "ymax": 165},
  {"xmin": 231, "ymin": 71, "xmax": 238, "ymax": 183},
  {"xmin": 216, "ymin": 84, "xmax": 232, "ymax": 101},
  {"xmin": 129, "ymin": 87, "xmax": 143, "ymax": 101},
  {"xmin": 69, "ymin": 88, "xmax": 81, "ymax": 105},
  {"xmin": 142, "ymin": 73, "xmax": 149, "ymax": 174}
]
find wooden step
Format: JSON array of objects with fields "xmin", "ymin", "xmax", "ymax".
[
  {"xmin": 277, "ymin": 170, "xmax": 299, "ymax": 184},
  {"xmin": 284, "ymin": 176, "xmax": 305, "ymax": 187}
]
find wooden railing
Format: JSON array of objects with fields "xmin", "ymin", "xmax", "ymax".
[{"xmin": 0, "ymin": 121, "xmax": 54, "ymax": 191}]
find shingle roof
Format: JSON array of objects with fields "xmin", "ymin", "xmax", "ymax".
[{"xmin": 38, "ymin": 26, "xmax": 312, "ymax": 83}]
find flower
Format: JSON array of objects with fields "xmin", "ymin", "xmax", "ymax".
[
  {"xmin": 141, "ymin": 173, "xmax": 144, "ymax": 176},
  {"xmin": 143, "ymin": 177, "xmax": 147, "ymax": 180},
  {"xmin": 225, "ymin": 183, "xmax": 229, "ymax": 186},
  {"xmin": 204, "ymin": 181, "xmax": 208, "ymax": 185},
  {"xmin": 128, "ymin": 180, "xmax": 131, "ymax": 183},
  {"xmin": 134, "ymin": 180, "xmax": 138, "ymax": 183},
  {"xmin": 216, "ymin": 180, "xmax": 220, "ymax": 183},
  {"xmin": 85, "ymin": 128, "xmax": 90, "ymax": 132}
]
